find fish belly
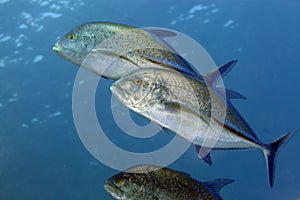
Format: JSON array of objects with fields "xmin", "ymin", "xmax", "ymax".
[{"xmin": 141, "ymin": 103, "xmax": 259, "ymax": 150}]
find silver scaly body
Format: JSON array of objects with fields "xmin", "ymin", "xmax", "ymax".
[{"xmin": 111, "ymin": 67, "xmax": 296, "ymax": 187}]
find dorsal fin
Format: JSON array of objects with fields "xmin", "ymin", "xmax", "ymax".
[
  {"xmin": 204, "ymin": 60, "xmax": 238, "ymax": 88},
  {"xmin": 205, "ymin": 179, "xmax": 235, "ymax": 200},
  {"xmin": 216, "ymin": 88, "xmax": 247, "ymax": 100},
  {"xmin": 203, "ymin": 60, "xmax": 246, "ymax": 101}
]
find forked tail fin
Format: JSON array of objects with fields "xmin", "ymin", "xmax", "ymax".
[{"xmin": 263, "ymin": 129, "xmax": 297, "ymax": 188}]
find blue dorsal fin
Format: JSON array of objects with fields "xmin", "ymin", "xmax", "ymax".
[
  {"xmin": 204, "ymin": 60, "xmax": 238, "ymax": 88},
  {"xmin": 194, "ymin": 145, "xmax": 213, "ymax": 166},
  {"xmin": 217, "ymin": 60, "xmax": 238, "ymax": 79},
  {"xmin": 145, "ymin": 28, "xmax": 177, "ymax": 38},
  {"xmin": 216, "ymin": 88, "xmax": 247, "ymax": 100},
  {"xmin": 205, "ymin": 179, "xmax": 235, "ymax": 200}
]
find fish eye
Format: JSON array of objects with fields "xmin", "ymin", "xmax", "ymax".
[
  {"xmin": 134, "ymin": 79, "xmax": 142, "ymax": 85},
  {"xmin": 128, "ymin": 176, "xmax": 134, "ymax": 182},
  {"xmin": 67, "ymin": 34, "xmax": 77, "ymax": 40}
]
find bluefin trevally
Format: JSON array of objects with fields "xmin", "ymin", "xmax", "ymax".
[
  {"xmin": 104, "ymin": 165, "xmax": 234, "ymax": 200},
  {"xmin": 52, "ymin": 22, "xmax": 200, "ymax": 79},
  {"xmin": 53, "ymin": 22, "xmax": 246, "ymax": 101},
  {"xmin": 110, "ymin": 66, "xmax": 296, "ymax": 188}
]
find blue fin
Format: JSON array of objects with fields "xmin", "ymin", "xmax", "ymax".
[
  {"xmin": 203, "ymin": 60, "xmax": 246, "ymax": 101},
  {"xmin": 142, "ymin": 55, "xmax": 245, "ymax": 101},
  {"xmin": 216, "ymin": 88, "xmax": 247, "ymax": 100},
  {"xmin": 205, "ymin": 179, "xmax": 234, "ymax": 200},
  {"xmin": 263, "ymin": 129, "xmax": 297, "ymax": 188},
  {"xmin": 204, "ymin": 60, "xmax": 238, "ymax": 88},
  {"xmin": 194, "ymin": 145, "xmax": 213, "ymax": 166}
]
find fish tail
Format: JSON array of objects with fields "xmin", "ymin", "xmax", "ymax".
[
  {"xmin": 204, "ymin": 179, "xmax": 234, "ymax": 200},
  {"xmin": 263, "ymin": 129, "xmax": 297, "ymax": 188}
]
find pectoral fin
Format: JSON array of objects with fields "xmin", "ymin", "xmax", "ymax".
[
  {"xmin": 163, "ymin": 101, "xmax": 211, "ymax": 126},
  {"xmin": 91, "ymin": 48, "xmax": 120, "ymax": 57},
  {"xmin": 140, "ymin": 51, "xmax": 201, "ymax": 78},
  {"xmin": 163, "ymin": 101, "xmax": 182, "ymax": 114},
  {"xmin": 91, "ymin": 48, "xmax": 139, "ymax": 66}
]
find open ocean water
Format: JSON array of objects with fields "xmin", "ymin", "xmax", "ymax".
[{"xmin": 0, "ymin": 0, "xmax": 300, "ymax": 199}]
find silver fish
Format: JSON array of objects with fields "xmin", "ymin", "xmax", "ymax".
[
  {"xmin": 104, "ymin": 165, "xmax": 234, "ymax": 200},
  {"xmin": 52, "ymin": 22, "xmax": 200, "ymax": 79},
  {"xmin": 110, "ymin": 66, "xmax": 296, "ymax": 188},
  {"xmin": 53, "ymin": 22, "xmax": 246, "ymax": 100}
]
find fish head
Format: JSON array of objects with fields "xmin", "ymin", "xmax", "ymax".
[
  {"xmin": 104, "ymin": 175, "xmax": 126, "ymax": 199},
  {"xmin": 111, "ymin": 69, "xmax": 163, "ymax": 112},
  {"xmin": 105, "ymin": 172, "xmax": 145, "ymax": 199},
  {"xmin": 52, "ymin": 23, "xmax": 106, "ymax": 66}
]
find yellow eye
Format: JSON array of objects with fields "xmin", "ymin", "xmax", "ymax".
[
  {"xmin": 67, "ymin": 34, "xmax": 77, "ymax": 40},
  {"xmin": 128, "ymin": 176, "xmax": 134, "ymax": 182},
  {"xmin": 134, "ymin": 79, "xmax": 142, "ymax": 85}
]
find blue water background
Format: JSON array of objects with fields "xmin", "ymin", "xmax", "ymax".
[{"xmin": 0, "ymin": 0, "xmax": 299, "ymax": 199}]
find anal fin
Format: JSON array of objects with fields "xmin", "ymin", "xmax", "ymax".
[{"xmin": 194, "ymin": 145, "xmax": 213, "ymax": 166}]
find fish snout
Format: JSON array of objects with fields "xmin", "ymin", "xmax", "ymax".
[
  {"xmin": 52, "ymin": 42, "xmax": 65, "ymax": 53},
  {"xmin": 104, "ymin": 180, "xmax": 125, "ymax": 199},
  {"xmin": 111, "ymin": 83, "xmax": 130, "ymax": 102}
]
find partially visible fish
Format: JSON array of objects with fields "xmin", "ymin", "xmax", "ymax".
[
  {"xmin": 104, "ymin": 165, "xmax": 234, "ymax": 200},
  {"xmin": 110, "ymin": 65, "xmax": 296, "ymax": 187},
  {"xmin": 52, "ymin": 22, "xmax": 200, "ymax": 79},
  {"xmin": 53, "ymin": 22, "xmax": 246, "ymax": 101}
]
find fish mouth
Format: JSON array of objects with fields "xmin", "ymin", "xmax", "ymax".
[
  {"xmin": 111, "ymin": 84, "xmax": 130, "ymax": 104},
  {"xmin": 52, "ymin": 43, "xmax": 65, "ymax": 53},
  {"xmin": 104, "ymin": 180, "xmax": 124, "ymax": 199}
]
